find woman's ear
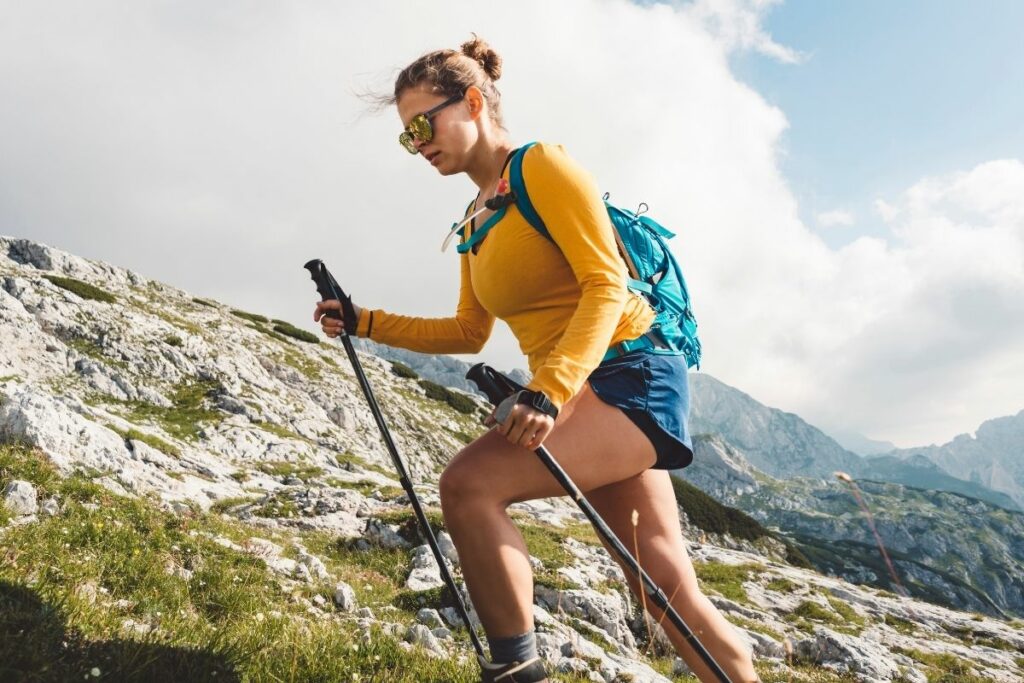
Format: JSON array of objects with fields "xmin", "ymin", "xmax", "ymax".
[{"xmin": 465, "ymin": 85, "xmax": 485, "ymax": 120}]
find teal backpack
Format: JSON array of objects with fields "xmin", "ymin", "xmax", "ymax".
[{"xmin": 460, "ymin": 141, "xmax": 702, "ymax": 370}]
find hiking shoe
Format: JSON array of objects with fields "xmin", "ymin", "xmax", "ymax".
[{"xmin": 478, "ymin": 655, "xmax": 548, "ymax": 682}]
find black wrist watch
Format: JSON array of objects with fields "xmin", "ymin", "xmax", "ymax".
[
  {"xmin": 515, "ymin": 389, "xmax": 558, "ymax": 419},
  {"xmin": 494, "ymin": 389, "xmax": 559, "ymax": 425}
]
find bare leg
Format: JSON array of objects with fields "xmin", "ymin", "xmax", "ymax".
[
  {"xmin": 439, "ymin": 382, "xmax": 658, "ymax": 639},
  {"xmin": 586, "ymin": 469, "xmax": 759, "ymax": 682}
]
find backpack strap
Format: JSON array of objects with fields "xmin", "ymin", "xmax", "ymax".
[
  {"xmin": 508, "ymin": 142, "xmax": 553, "ymax": 243},
  {"xmin": 457, "ymin": 150, "xmax": 523, "ymax": 254},
  {"xmin": 512, "ymin": 142, "xmax": 657, "ymax": 301}
]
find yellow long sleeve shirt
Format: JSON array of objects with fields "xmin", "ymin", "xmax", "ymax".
[{"xmin": 355, "ymin": 142, "xmax": 655, "ymax": 409}]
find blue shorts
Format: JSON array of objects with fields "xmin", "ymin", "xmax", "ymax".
[{"xmin": 586, "ymin": 350, "xmax": 694, "ymax": 470}]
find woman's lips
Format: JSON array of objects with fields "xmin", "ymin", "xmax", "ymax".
[{"xmin": 427, "ymin": 151, "xmax": 441, "ymax": 166}]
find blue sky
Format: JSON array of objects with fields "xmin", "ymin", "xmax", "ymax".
[{"xmin": 732, "ymin": 0, "xmax": 1024, "ymax": 249}]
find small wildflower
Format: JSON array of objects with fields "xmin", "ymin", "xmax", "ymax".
[{"xmin": 91, "ymin": 667, "xmax": 101, "ymax": 677}]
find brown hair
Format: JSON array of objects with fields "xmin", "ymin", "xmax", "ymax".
[{"xmin": 377, "ymin": 35, "xmax": 505, "ymax": 128}]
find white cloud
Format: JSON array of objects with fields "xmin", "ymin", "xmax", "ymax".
[
  {"xmin": 816, "ymin": 209, "xmax": 855, "ymax": 228},
  {"xmin": 0, "ymin": 1, "xmax": 1020, "ymax": 448},
  {"xmin": 684, "ymin": 0, "xmax": 805, "ymax": 64},
  {"xmin": 873, "ymin": 199, "xmax": 900, "ymax": 222}
]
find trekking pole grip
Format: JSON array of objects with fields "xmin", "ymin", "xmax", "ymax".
[
  {"xmin": 304, "ymin": 259, "xmax": 358, "ymax": 332},
  {"xmin": 466, "ymin": 363, "xmax": 525, "ymax": 406}
]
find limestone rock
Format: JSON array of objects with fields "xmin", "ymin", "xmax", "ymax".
[{"xmin": 2, "ymin": 479, "xmax": 37, "ymax": 516}]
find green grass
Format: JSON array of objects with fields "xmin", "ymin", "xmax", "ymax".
[
  {"xmin": 253, "ymin": 421, "xmax": 304, "ymax": 442},
  {"xmin": 128, "ymin": 298, "xmax": 206, "ymax": 337},
  {"xmin": 276, "ymin": 349, "xmax": 322, "ymax": 380},
  {"xmin": 756, "ymin": 662, "xmax": 861, "ymax": 682},
  {"xmin": 209, "ymin": 496, "xmax": 261, "ymax": 514},
  {"xmin": 104, "ymin": 380, "xmax": 225, "ymax": 442},
  {"xmin": 565, "ymin": 616, "xmax": 616, "ymax": 653},
  {"xmin": 324, "ymin": 477, "xmax": 404, "ymax": 499},
  {"xmin": 0, "ymin": 440, "xmax": 60, "ymax": 493},
  {"xmin": 788, "ymin": 600, "xmax": 836, "ymax": 623},
  {"xmin": 231, "ymin": 309, "xmax": 269, "ymax": 324},
  {"xmin": 894, "ymin": 647, "xmax": 991, "ymax": 683},
  {"xmin": 782, "ymin": 597, "xmax": 865, "ymax": 636},
  {"xmin": 272, "ymin": 322, "xmax": 319, "ymax": 344},
  {"xmin": 66, "ymin": 336, "xmax": 129, "ymax": 370},
  {"xmin": 449, "ymin": 428, "xmax": 479, "ymax": 444},
  {"xmin": 417, "ymin": 380, "xmax": 478, "ymax": 415},
  {"xmin": 390, "ymin": 361, "xmax": 419, "ymax": 379},
  {"xmin": 43, "ymin": 275, "xmax": 116, "ymax": 303},
  {"xmin": 258, "ymin": 461, "xmax": 324, "ymax": 481},
  {"xmin": 249, "ymin": 322, "xmax": 292, "ymax": 344},
  {"xmin": 511, "ymin": 517, "xmax": 603, "ymax": 591},
  {"xmin": 825, "ymin": 595, "xmax": 866, "ymax": 634},
  {"xmin": 248, "ymin": 492, "xmax": 300, "ymax": 519},
  {"xmin": 0, "ymin": 446, "xmax": 483, "ymax": 681},
  {"xmin": 334, "ymin": 451, "xmax": 396, "ymax": 479},
  {"xmin": 884, "ymin": 613, "xmax": 918, "ymax": 634},
  {"xmin": 974, "ymin": 635, "xmax": 1019, "ymax": 652},
  {"xmin": 107, "ymin": 425, "xmax": 181, "ymax": 458},
  {"xmin": 766, "ymin": 577, "xmax": 799, "ymax": 593},
  {"xmin": 724, "ymin": 614, "xmax": 784, "ymax": 641},
  {"xmin": 945, "ymin": 623, "xmax": 1021, "ymax": 651},
  {"xmin": 2, "ymin": 442, "xmax": 925, "ymax": 682},
  {"xmin": 191, "ymin": 297, "xmax": 216, "ymax": 308},
  {"xmin": 692, "ymin": 561, "xmax": 761, "ymax": 603},
  {"xmin": 163, "ymin": 335, "xmax": 183, "ymax": 347}
]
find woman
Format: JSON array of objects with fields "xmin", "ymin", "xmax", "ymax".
[{"xmin": 315, "ymin": 37, "xmax": 758, "ymax": 683}]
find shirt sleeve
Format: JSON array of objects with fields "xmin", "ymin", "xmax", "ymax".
[
  {"xmin": 521, "ymin": 144, "xmax": 629, "ymax": 409},
  {"xmin": 355, "ymin": 251, "xmax": 495, "ymax": 354}
]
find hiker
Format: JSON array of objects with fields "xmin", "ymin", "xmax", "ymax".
[{"xmin": 315, "ymin": 36, "xmax": 758, "ymax": 683}]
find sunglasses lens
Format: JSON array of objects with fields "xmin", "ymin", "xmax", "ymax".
[
  {"xmin": 399, "ymin": 132, "xmax": 417, "ymax": 154},
  {"xmin": 409, "ymin": 114, "xmax": 433, "ymax": 143}
]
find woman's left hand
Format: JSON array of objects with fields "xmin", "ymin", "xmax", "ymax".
[{"xmin": 484, "ymin": 404, "xmax": 555, "ymax": 450}]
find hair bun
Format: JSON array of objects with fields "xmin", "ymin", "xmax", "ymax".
[{"xmin": 460, "ymin": 34, "xmax": 502, "ymax": 81}]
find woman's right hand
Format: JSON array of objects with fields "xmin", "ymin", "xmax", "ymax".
[{"xmin": 314, "ymin": 300, "xmax": 362, "ymax": 338}]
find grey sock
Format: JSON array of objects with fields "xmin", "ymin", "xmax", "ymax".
[{"xmin": 487, "ymin": 629, "xmax": 538, "ymax": 664}]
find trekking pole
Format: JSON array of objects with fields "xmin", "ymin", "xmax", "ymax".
[
  {"xmin": 466, "ymin": 363, "xmax": 733, "ymax": 683},
  {"xmin": 304, "ymin": 259, "xmax": 487, "ymax": 660}
]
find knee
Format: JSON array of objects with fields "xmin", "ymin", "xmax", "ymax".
[{"xmin": 439, "ymin": 453, "xmax": 495, "ymax": 519}]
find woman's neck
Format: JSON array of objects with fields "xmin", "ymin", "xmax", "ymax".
[{"xmin": 466, "ymin": 138, "xmax": 516, "ymax": 194}]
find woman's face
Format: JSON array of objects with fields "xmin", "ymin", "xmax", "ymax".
[{"xmin": 396, "ymin": 86, "xmax": 476, "ymax": 176}]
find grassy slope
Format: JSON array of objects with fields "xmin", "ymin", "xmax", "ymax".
[{"xmin": 0, "ymin": 441, "xmax": 904, "ymax": 682}]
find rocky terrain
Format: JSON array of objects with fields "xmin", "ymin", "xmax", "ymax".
[
  {"xmin": 680, "ymin": 434, "xmax": 1024, "ymax": 619},
  {"xmin": 2, "ymin": 235, "xmax": 1024, "ymax": 682},
  {"xmin": 370, "ymin": 328, "xmax": 1024, "ymax": 621}
]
